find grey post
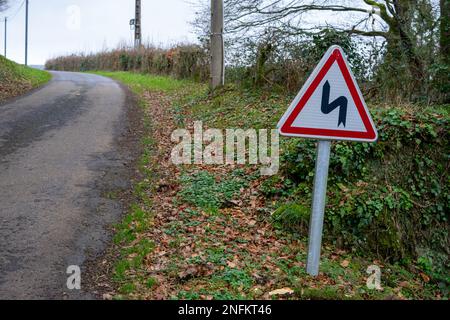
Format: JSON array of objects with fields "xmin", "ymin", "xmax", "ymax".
[
  {"xmin": 4, "ymin": 17, "xmax": 6, "ymax": 57},
  {"xmin": 134, "ymin": 0, "xmax": 142, "ymax": 48},
  {"xmin": 25, "ymin": 0, "xmax": 28, "ymax": 66},
  {"xmin": 306, "ymin": 140, "xmax": 331, "ymax": 276},
  {"xmin": 210, "ymin": 0, "xmax": 224, "ymax": 90}
]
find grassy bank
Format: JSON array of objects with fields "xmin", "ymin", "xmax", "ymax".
[
  {"xmin": 93, "ymin": 71, "xmax": 448, "ymax": 300},
  {"xmin": 0, "ymin": 56, "xmax": 51, "ymax": 103}
]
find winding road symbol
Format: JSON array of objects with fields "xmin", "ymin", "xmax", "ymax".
[
  {"xmin": 277, "ymin": 45, "xmax": 378, "ymax": 142},
  {"xmin": 321, "ymin": 80, "xmax": 348, "ymax": 128}
]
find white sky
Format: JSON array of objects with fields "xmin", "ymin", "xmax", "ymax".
[{"xmin": 0, "ymin": 0, "xmax": 199, "ymax": 65}]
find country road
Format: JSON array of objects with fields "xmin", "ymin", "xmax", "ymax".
[{"xmin": 0, "ymin": 71, "xmax": 135, "ymax": 299}]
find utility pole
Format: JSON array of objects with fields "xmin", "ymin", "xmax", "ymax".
[
  {"xmin": 25, "ymin": 0, "xmax": 29, "ymax": 65},
  {"xmin": 210, "ymin": 0, "xmax": 224, "ymax": 90},
  {"xmin": 134, "ymin": 0, "xmax": 141, "ymax": 48},
  {"xmin": 3, "ymin": 17, "xmax": 6, "ymax": 57}
]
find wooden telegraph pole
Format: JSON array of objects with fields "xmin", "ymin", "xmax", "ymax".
[
  {"xmin": 210, "ymin": 0, "xmax": 224, "ymax": 89},
  {"xmin": 134, "ymin": 0, "xmax": 142, "ymax": 48},
  {"xmin": 4, "ymin": 17, "xmax": 6, "ymax": 57},
  {"xmin": 25, "ymin": 0, "xmax": 29, "ymax": 65}
]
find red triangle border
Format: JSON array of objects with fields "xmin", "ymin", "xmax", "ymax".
[{"xmin": 280, "ymin": 48, "xmax": 377, "ymax": 141}]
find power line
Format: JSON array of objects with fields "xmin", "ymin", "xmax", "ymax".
[
  {"xmin": 2, "ymin": 0, "xmax": 26, "ymax": 22},
  {"xmin": 0, "ymin": 0, "xmax": 28, "ymax": 63}
]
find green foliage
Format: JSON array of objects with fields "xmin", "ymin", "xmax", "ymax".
[
  {"xmin": 226, "ymin": 28, "xmax": 369, "ymax": 93},
  {"xmin": 260, "ymin": 175, "xmax": 295, "ymax": 197},
  {"xmin": 119, "ymin": 53, "xmax": 129, "ymax": 71},
  {"xmin": 92, "ymin": 71, "xmax": 193, "ymax": 93},
  {"xmin": 280, "ymin": 107, "xmax": 449, "ymax": 281},
  {"xmin": 271, "ymin": 203, "xmax": 310, "ymax": 234},
  {"xmin": 212, "ymin": 268, "xmax": 254, "ymax": 291},
  {"xmin": 113, "ymin": 204, "xmax": 152, "ymax": 244},
  {"xmin": 0, "ymin": 56, "xmax": 51, "ymax": 101},
  {"xmin": 113, "ymin": 237, "xmax": 154, "ymax": 284},
  {"xmin": 0, "ymin": 55, "xmax": 49, "ymax": 85},
  {"xmin": 171, "ymin": 81, "xmax": 448, "ymax": 282},
  {"xmin": 307, "ymin": 29, "xmax": 366, "ymax": 80},
  {"xmin": 145, "ymin": 277, "xmax": 158, "ymax": 288},
  {"xmin": 172, "ymin": 78, "xmax": 449, "ymax": 284},
  {"xmin": 431, "ymin": 61, "xmax": 450, "ymax": 103},
  {"xmin": 119, "ymin": 283, "xmax": 136, "ymax": 295},
  {"xmin": 178, "ymin": 170, "xmax": 249, "ymax": 210},
  {"xmin": 299, "ymin": 287, "xmax": 347, "ymax": 300}
]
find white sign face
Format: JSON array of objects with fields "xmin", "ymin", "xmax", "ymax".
[{"xmin": 277, "ymin": 45, "xmax": 378, "ymax": 142}]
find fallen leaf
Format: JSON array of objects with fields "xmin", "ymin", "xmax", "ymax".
[
  {"xmin": 268, "ymin": 288, "xmax": 294, "ymax": 296},
  {"xmin": 178, "ymin": 267, "xmax": 199, "ymax": 280},
  {"xmin": 340, "ymin": 260, "xmax": 350, "ymax": 268},
  {"xmin": 102, "ymin": 293, "xmax": 113, "ymax": 300},
  {"xmin": 420, "ymin": 273, "xmax": 430, "ymax": 283}
]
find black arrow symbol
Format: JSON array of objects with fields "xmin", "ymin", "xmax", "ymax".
[{"xmin": 321, "ymin": 81, "xmax": 348, "ymax": 127}]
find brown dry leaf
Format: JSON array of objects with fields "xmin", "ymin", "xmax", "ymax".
[
  {"xmin": 420, "ymin": 272, "xmax": 430, "ymax": 283},
  {"xmin": 229, "ymin": 199, "xmax": 242, "ymax": 206},
  {"xmin": 340, "ymin": 260, "xmax": 350, "ymax": 268},
  {"xmin": 268, "ymin": 288, "xmax": 294, "ymax": 296},
  {"xmin": 178, "ymin": 267, "xmax": 199, "ymax": 280},
  {"xmin": 102, "ymin": 293, "xmax": 113, "ymax": 300},
  {"xmin": 373, "ymin": 260, "xmax": 384, "ymax": 267}
]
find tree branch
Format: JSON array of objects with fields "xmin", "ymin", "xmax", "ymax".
[{"xmin": 348, "ymin": 29, "xmax": 388, "ymax": 38}]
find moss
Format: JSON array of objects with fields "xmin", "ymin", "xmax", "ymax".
[{"xmin": 272, "ymin": 203, "xmax": 310, "ymax": 234}]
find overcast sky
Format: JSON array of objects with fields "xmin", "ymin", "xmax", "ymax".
[{"xmin": 0, "ymin": 0, "xmax": 199, "ymax": 65}]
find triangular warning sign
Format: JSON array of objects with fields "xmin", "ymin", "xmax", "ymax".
[{"xmin": 278, "ymin": 46, "xmax": 378, "ymax": 142}]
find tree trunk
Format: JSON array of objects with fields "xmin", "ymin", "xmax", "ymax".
[
  {"xmin": 391, "ymin": 0, "xmax": 425, "ymax": 96},
  {"xmin": 254, "ymin": 42, "xmax": 273, "ymax": 86},
  {"xmin": 440, "ymin": 0, "xmax": 450, "ymax": 103},
  {"xmin": 441, "ymin": 0, "xmax": 450, "ymax": 65}
]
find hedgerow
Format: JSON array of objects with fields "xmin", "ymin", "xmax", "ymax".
[{"xmin": 45, "ymin": 45, "xmax": 209, "ymax": 82}]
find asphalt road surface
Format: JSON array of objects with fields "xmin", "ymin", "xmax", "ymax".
[{"xmin": 0, "ymin": 71, "xmax": 133, "ymax": 299}]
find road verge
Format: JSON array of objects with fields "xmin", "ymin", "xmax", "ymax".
[{"xmin": 0, "ymin": 56, "xmax": 51, "ymax": 104}]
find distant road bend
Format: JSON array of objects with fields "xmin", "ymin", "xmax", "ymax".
[{"xmin": 0, "ymin": 71, "xmax": 132, "ymax": 299}]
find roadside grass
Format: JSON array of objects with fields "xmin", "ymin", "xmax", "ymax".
[
  {"xmin": 93, "ymin": 71, "xmax": 447, "ymax": 300},
  {"xmin": 178, "ymin": 84, "xmax": 292, "ymax": 130},
  {"xmin": 0, "ymin": 56, "xmax": 51, "ymax": 102},
  {"xmin": 16, "ymin": 65, "xmax": 51, "ymax": 87},
  {"xmin": 91, "ymin": 71, "xmax": 199, "ymax": 94}
]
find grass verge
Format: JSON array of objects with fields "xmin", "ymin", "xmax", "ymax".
[
  {"xmin": 93, "ymin": 71, "xmax": 448, "ymax": 300},
  {"xmin": 0, "ymin": 56, "xmax": 51, "ymax": 103}
]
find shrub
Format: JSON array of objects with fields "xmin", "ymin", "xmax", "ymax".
[{"xmin": 45, "ymin": 44, "xmax": 209, "ymax": 82}]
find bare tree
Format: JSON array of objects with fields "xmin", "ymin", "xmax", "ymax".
[
  {"xmin": 192, "ymin": 0, "xmax": 441, "ymax": 99},
  {"xmin": 229, "ymin": 1, "xmax": 442, "ymax": 84},
  {"xmin": 0, "ymin": 0, "xmax": 8, "ymax": 12}
]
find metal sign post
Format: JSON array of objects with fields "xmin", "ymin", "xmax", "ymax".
[
  {"xmin": 306, "ymin": 140, "xmax": 331, "ymax": 276},
  {"xmin": 277, "ymin": 46, "xmax": 378, "ymax": 276}
]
